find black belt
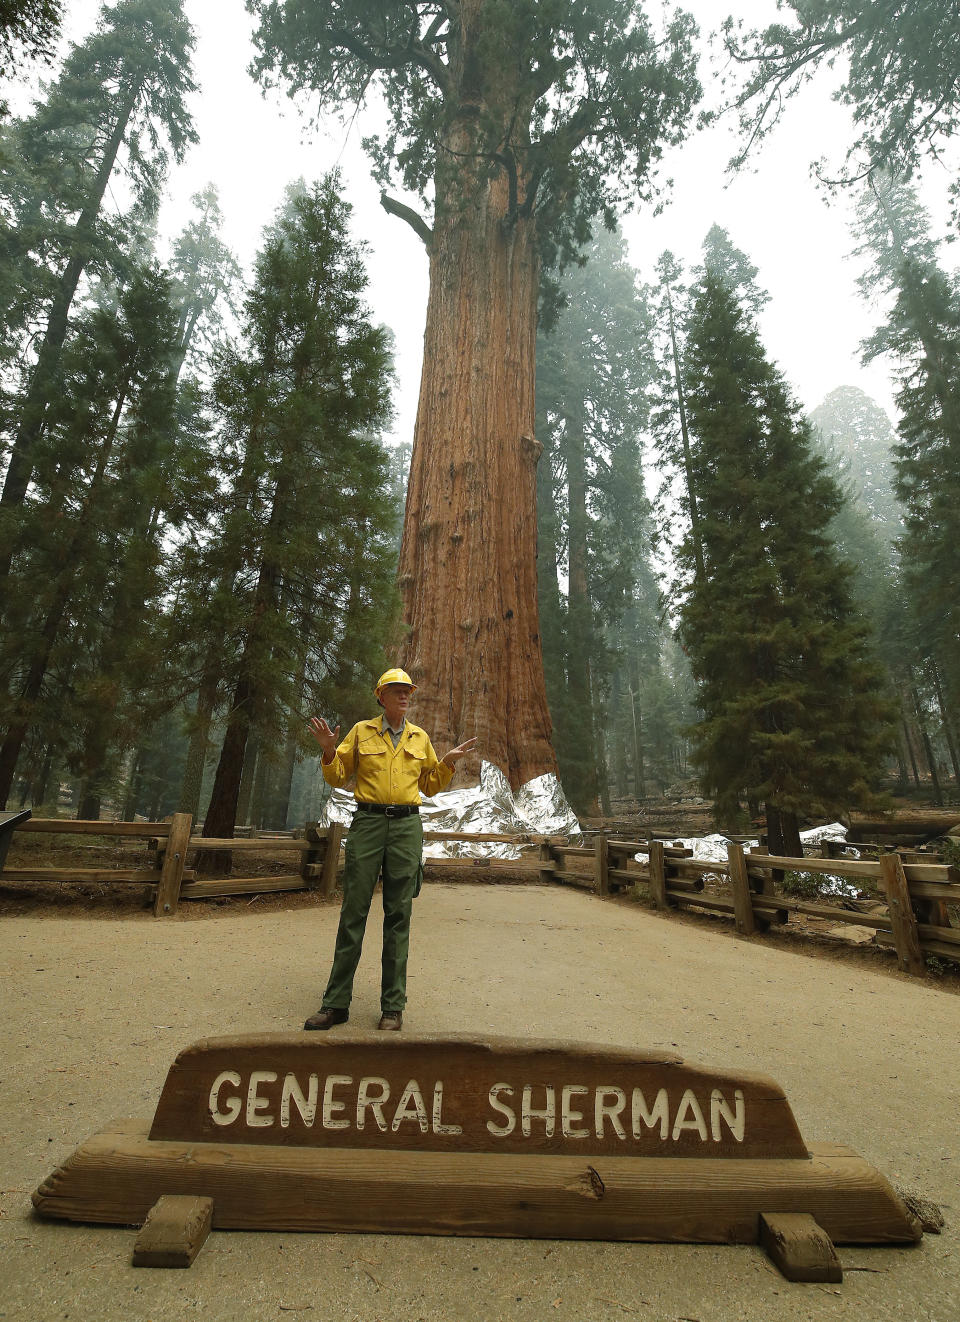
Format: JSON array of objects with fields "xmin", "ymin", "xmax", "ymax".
[{"xmin": 355, "ymin": 802, "xmax": 420, "ymax": 818}]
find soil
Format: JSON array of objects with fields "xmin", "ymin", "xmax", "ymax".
[{"xmin": 2, "ymin": 865, "xmax": 960, "ymax": 1321}]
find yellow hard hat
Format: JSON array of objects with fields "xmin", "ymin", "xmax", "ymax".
[{"xmin": 375, "ymin": 667, "xmax": 417, "ymax": 697}]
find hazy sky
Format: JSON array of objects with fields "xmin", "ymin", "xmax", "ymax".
[{"xmin": 27, "ymin": 2, "xmax": 960, "ymax": 443}]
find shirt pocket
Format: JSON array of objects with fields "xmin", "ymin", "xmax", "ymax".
[
  {"xmin": 358, "ymin": 736, "xmax": 388, "ymax": 759},
  {"xmin": 401, "ymin": 737, "xmax": 429, "ymax": 764}
]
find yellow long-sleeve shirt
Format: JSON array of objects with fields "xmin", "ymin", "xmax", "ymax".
[{"xmin": 321, "ymin": 716, "xmax": 454, "ymax": 804}]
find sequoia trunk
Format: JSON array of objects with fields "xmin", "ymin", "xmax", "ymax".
[{"xmin": 398, "ymin": 161, "xmax": 556, "ymax": 790}]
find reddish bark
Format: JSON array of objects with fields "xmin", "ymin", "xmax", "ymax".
[{"xmin": 398, "ymin": 139, "xmax": 556, "ymax": 791}]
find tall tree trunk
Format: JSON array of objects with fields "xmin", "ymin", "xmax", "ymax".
[
  {"xmin": 665, "ymin": 285, "xmax": 705, "ymax": 584},
  {"xmin": 238, "ymin": 733, "xmax": 261, "ymax": 828},
  {"xmin": 397, "ymin": 135, "xmax": 555, "ymax": 790},
  {"xmin": 766, "ymin": 804, "xmax": 803, "ymax": 859},
  {"xmin": 564, "ymin": 414, "xmax": 600, "ymax": 815},
  {"xmin": 929, "ymin": 655, "xmax": 960, "ymax": 786},
  {"xmin": 910, "ymin": 673, "xmax": 943, "ymax": 805},
  {"xmin": 902, "ymin": 712, "xmax": 922, "ymax": 788},
  {"xmin": 178, "ymin": 676, "xmax": 218, "ymax": 817},
  {"xmin": 629, "ymin": 677, "xmax": 646, "ymax": 801},
  {"xmin": 202, "ymin": 468, "xmax": 288, "ymax": 846},
  {"xmin": 0, "ymin": 88, "xmax": 140, "ymax": 599}
]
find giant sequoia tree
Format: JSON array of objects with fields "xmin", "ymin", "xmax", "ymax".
[{"xmin": 248, "ymin": 0, "xmax": 700, "ymax": 789}]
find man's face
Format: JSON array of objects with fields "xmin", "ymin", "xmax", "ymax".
[{"xmin": 380, "ymin": 683, "xmax": 414, "ymax": 725}]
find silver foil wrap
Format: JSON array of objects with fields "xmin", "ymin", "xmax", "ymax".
[
  {"xmin": 316, "ymin": 761, "xmax": 581, "ymax": 858},
  {"xmin": 648, "ymin": 822, "xmax": 856, "ymax": 894}
]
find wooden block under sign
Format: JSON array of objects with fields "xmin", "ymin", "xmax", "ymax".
[
  {"xmin": 759, "ymin": 1211, "xmax": 842, "ymax": 1283},
  {"xmin": 132, "ymin": 1194, "xmax": 214, "ymax": 1268}
]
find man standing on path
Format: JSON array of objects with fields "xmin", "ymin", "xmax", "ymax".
[{"xmin": 304, "ymin": 668, "xmax": 476, "ymax": 1032}]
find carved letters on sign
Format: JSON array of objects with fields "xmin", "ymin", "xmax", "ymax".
[
  {"xmin": 205, "ymin": 1069, "xmax": 746, "ymax": 1146},
  {"xmin": 149, "ymin": 1034, "xmax": 808, "ymax": 1160}
]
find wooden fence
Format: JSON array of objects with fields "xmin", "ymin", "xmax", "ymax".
[
  {"xmin": 539, "ymin": 837, "xmax": 960, "ymax": 975},
  {"xmin": 0, "ymin": 815, "xmax": 548, "ymax": 917},
  {"xmin": 4, "ymin": 816, "xmax": 959, "ymax": 974}
]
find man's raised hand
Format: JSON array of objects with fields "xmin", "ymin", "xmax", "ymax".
[
  {"xmin": 308, "ymin": 716, "xmax": 340, "ymax": 761},
  {"xmin": 442, "ymin": 736, "xmax": 478, "ymax": 768}
]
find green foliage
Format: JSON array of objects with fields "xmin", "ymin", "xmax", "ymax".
[
  {"xmin": 247, "ymin": 0, "xmax": 701, "ymax": 263},
  {"xmin": 186, "ymin": 174, "xmax": 398, "ymax": 831},
  {"xmin": 0, "ymin": 0, "xmax": 62, "ymax": 75},
  {"xmin": 853, "ymin": 172, "xmax": 960, "ymax": 717},
  {"xmin": 536, "ymin": 225, "xmax": 659, "ymax": 812},
  {"xmin": 779, "ymin": 870, "xmax": 821, "ymax": 901},
  {"xmin": 725, "ymin": 1, "xmax": 960, "ymax": 187},
  {"xmin": 675, "ymin": 230, "xmax": 895, "ymax": 827}
]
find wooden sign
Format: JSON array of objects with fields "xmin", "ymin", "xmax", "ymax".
[
  {"xmin": 33, "ymin": 1033, "xmax": 923, "ymax": 1251},
  {"xmin": 149, "ymin": 1034, "xmax": 808, "ymax": 1160}
]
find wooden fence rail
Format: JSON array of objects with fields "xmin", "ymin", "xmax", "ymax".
[
  {"xmin": 4, "ymin": 818, "xmax": 959, "ymax": 973},
  {"xmin": 538, "ymin": 836, "xmax": 960, "ymax": 976}
]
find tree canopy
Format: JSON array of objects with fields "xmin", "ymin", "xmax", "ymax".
[
  {"xmin": 248, "ymin": 0, "xmax": 701, "ymax": 259},
  {"xmin": 725, "ymin": 1, "xmax": 960, "ymax": 185}
]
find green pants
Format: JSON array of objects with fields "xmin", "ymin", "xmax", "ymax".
[{"xmin": 322, "ymin": 810, "xmax": 423, "ymax": 1013}]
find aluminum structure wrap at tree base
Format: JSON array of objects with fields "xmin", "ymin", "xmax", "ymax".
[
  {"xmin": 318, "ymin": 761, "xmax": 580, "ymax": 858},
  {"xmin": 34, "ymin": 1033, "xmax": 922, "ymax": 1258}
]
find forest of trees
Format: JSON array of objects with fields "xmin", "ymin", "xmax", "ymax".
[{"xmin": 1, "ymin": 0, "xmax": 958, "ymax": 833}]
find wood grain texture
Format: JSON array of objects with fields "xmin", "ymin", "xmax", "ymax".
[
  {"xmin": 154, "ymin": 812, "xmax": 192, "ymax": 917},
  {"xmin": 144, "ymin": 1033, "xmax": 807, "ymax": 1161},
  {"xmin": 759, "ymin": 1212, "xmax": 843, "ymax": 1282},
  {"xmin": 727, "ymin": 843, "xmax": 755, "ymax": 936},
  {"xmin": 32, "ymin": 1120, "xmax": 921, "ymax": 1245},
  {"xmin": 880, "ymin": 853, "xmax": 925, "ymax": 975},
  {"xmin": 132, "ymin": 1195, "xmax": 214, "ymax": 1267}
]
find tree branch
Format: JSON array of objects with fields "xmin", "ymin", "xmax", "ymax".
[
  {"xmin": 380, "ymin": 191, "xmax": 433, "ymax": 248},
  {"xmin": 329, "ymin": 23, "xmax": 450, "ymax": 95}
]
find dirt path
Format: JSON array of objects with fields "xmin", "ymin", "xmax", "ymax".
[{"xmin": 2, "ymin": 883, "xmax": 958, "ymax": 1322}]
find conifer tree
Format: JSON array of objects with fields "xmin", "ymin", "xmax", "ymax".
[
  {"xmin": 248, "ymin": 0, "xmax": 700, "ymax": 789},
  {"xmin": 853, "ymin": 171, "xmax": 960, "ymax": 715},
  {"xmin": 0, "ymin": 255, "xmax": 190, "ymax": 807},
  {"xmin": 677, "ymin": 236, "xmax": 893, "ymax": 854},
  {"xmin": 809, "ymin": 386, "xmax": 900, "ymax": 538},
  {"xmin": 194, "ymin": 176, "xmax": 396, "ymax": 841},
  {"xmin": 536, "ymin": 226, "xmax": 654, "ymax": 815},
  {"xmin": 0, "ymin": 0, "xmax": 197, "ymax": 600}
]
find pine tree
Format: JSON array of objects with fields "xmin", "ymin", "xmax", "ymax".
[
  {"xmin": 0, "ymin": 254, "xmax": 196, "ymax": 808},
  {"xmin": 809, "ymin": 386, "xmax": 900, "ymax": 537},
  {"xmin": 193, "ymin": 176, "xmax": 397, "ymax": 842},
  {"xmin": 677, "ymin": 244, "xmax": 893, "ymax": 854},
  {"xmin": 0, "ymin": 0, "xmax": 197, "ymax": 600},
  {"xmin": 854, "ymin": 171, "xmax": 960, "ymax": 717},
  {"xmin": 535, "ymin": 226, "xmax": 654, "ymax": 815}
]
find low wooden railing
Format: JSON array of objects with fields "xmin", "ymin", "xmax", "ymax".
[
  {"xmin": 4, "ymin": 817, "xmax": 958, "ymax": 972},
  {"xmin": 538, "ymin": 837, "xmax": 960, "ymax": 975}
]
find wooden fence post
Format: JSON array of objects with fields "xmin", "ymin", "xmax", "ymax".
[
  {"xmin": 154, "ymin": 813, "xmax": 192, "ymax": 917},
  {"xmin": 319, "ymin": 823, "xmax": 344, "ymax": 900},
  {"xmin": 727, "ymin": 842, "xmax": 756, "ymax": 935},
  {"xmin": 748, "ymin": 844, "xmax": 787, "ymax": 928},
  {"xmin": 879, "ymin": 853, "xmax": 925, "ymax": 975},
  {"xmin": 648, "ymin": 839, "xmax": 668, "ymax": 910},
  {"xmin": 538, "ymin": 840, "xmax": 556, "ymax": 883},
  {"xmin": 595, "ymin": 834, "xmax": 610, "ymax": 896},
  {"xmin": 302, "ymin": 823, "xmax": 325, "ymax": 891}
]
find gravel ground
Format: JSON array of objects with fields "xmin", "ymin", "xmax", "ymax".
[{"xmin": 1, "ymin": 882, "xmax": 958, "ymax": 1322}]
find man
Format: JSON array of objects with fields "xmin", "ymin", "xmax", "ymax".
[{"xmin": 304, "ymin": 668, "xmax": 476, "ymax": 1031}]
